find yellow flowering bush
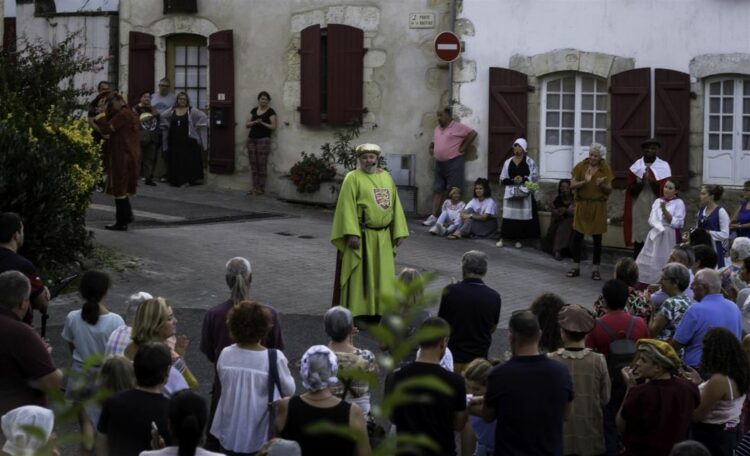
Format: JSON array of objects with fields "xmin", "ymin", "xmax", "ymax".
[{"xmin": 0, "ymin": 36, "xmax": 104, "ymax": 270}]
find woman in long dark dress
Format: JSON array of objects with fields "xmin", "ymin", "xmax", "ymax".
[
  {"xmin": 544, "ymin": 179, "xmax": 576, "ymax": 260},
  {"xmin": 697, "ymin": 184, "xmax": 730, "ymax": 268},
  {"xmin": 160, "ymin": 92, "xmax": 208, "ymax": 187},
  {"xmin": 497, "ymin": 138, "xmax": 540, "ymax": 248}
]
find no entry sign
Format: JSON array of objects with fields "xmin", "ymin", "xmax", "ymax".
[{"xmin": 434, "ymin": 31, "xmax": 461, "ymax": 62}]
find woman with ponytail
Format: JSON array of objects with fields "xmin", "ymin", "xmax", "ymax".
[
  {"xmin": 61, "ymin": 270, "xmax": 124, "ymax": 455},
  {"xmin": 140, "ymin": 390, "xmax": 224, "ymax": 456}
]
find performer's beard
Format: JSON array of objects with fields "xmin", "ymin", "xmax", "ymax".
[
  {"xmin": 362, "ymin": 163, "xmax": 377, "ymax": 173},
  {"xmin": 644, "ymin": 155, "xmax": 656, "ymax": 164}
]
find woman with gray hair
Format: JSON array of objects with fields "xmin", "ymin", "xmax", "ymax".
[
  {"xmin": 276, "ymin": 345, "xmax": 371, "ymax": 456},
  {"xmin": 649, "ymin": 262, "xmax": 692, "ymax": 340},
  {"xmin": 719, "ymin": 237, "xmax": 750, "ymax": 301},
  {"xmin": 567, "ymin": 143, "xmax": 613, "ymax": 281},
  {"xmin": 325, "ymin": 307, "xmax": 378, "ymax": 416}
]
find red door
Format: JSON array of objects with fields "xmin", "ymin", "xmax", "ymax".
[
  {"xmin": 610, "ymin": 68, "xmax": 651, "ymax": 188},
  {"xmin": 654, "ymin": 69, "xmax": 690, "ymax": 187},
  {"xmin": 208, "ymin": 30, "xmax": 235, "ymax": 174},
  {"xmin": 487, "ymin": 68, "xmax": 528, "ymax": 182}
]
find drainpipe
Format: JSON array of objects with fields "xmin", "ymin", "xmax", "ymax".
[{"xmin": 448, "ymin": 0, "xmax": 458, "ymax": 106}]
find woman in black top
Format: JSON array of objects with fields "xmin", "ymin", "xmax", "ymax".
[
  {"xmin": 246, "ymin": 91, "xmax": 277, "ymax": 195},
  {"xmin": 276, "ymin": 345, "xmax": 370, "ymax": 456}
]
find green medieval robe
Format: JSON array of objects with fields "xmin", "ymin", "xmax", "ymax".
[{"xmin": 330, "ymin": 169, "xmax": 409, "ymax": 316}]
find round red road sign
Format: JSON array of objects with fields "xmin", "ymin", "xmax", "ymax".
[{"xmin": 434, "ymin": 31, "xmax": 461, "ymax": 62}]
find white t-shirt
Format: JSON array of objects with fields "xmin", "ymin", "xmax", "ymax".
[
  {"xmin": 210, "ymin": 345, "xmax": 296, "ymax": 453},
  {"xmin": 441, "ymin": 200, "xmax": 466, "ymax": 225},
  {"xmin": 465, "ymin": 198, "xmax": 497, "ymax": 216},
  {"xmin": 62, "ymin": 310, "xmax": 125, "ymax": 363}
]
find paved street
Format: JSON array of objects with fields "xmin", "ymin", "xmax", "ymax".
[{"xmin": 43, "ymin": 183, "xmax": 619, "ymax": 420}]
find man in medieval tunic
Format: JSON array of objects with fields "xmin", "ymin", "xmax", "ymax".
[
  {"xmin": 624, "ymin": 138, "xmax": 672, "ymax": 258},
  {"xmin": 103, "ymin": 93, "xmax": 140, "ymax": 231},
  {"xmin": 331, "ymin": 144, "xmax": 409, "ymax": 318}
]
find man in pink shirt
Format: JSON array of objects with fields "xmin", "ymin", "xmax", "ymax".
[{"xmin": 423, "ymin": 107, "xmax": 477, "ymax": 226}]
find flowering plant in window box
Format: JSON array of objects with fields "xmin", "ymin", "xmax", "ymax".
[{"xmin": 289, "ymin": 152, "xmax": 337, "ymax": 193}]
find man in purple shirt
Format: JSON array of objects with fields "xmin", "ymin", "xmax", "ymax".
[{"xmin": 199, "ymin": 256, "xmax": 284, "ymax": 450}]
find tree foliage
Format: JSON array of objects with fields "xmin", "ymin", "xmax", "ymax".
[{"xmin": 0, "ymin": 35, "xmax": 104, "ymax": 274}]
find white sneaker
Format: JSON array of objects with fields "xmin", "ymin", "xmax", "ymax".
[
  {"xmin": 495, "ymin": 240, "xmax": 503, "ymax": 248},
  {"xmin": 422, "ymin": 214, "xmax": 438, "ymax": 226},
  {"xmin": 515, "ymin": 242, "xmax": 522, "ymax": 249},
  {"xmin": 435, "ymin": 223, "xmax": 446, "ymax": 236},
  {"xmin": 429, "ymin": 224, "xmax": 440, "ymax": 235}
]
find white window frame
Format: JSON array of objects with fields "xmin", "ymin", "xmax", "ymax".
[
  {"xmin": 703, "ymin": 76, "xmax": 750, "ymax": 187},
  {"xmin": 539, "ymin": 73, "xmax": 608, "ymax": 180}
]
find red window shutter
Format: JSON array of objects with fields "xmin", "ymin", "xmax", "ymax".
[
  {"xmin": 610, "ymin": 68, "xmax": 651, "ymax": 188},
  {"xmin": 299, "ymin": 25, "xmax": 321, "ymax": 126},
  {"xmin": 208, "ymin": 30, "xmax": 235, "ymax": 174},
  {"xmin": 3, "ymin": 18, "xmax": 16, "ymax": 52},
  {"xmin": 655, "ymin": 69, "xmax": 690, "ymax": 188},
  {"xmin": 488, "ymin": 68, "xmax": 528, "ymax": 182},
  {"xmin": 326, "ymin": 24, "xmax": 364, "ymax": 127},
  {"xmin": 127, "ymin": 31, "xmax": 155, "ymax": 107}
]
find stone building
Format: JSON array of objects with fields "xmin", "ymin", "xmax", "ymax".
[{"xmin": 454, "ymin": 0, "xmax": 750, "ymax": 239}]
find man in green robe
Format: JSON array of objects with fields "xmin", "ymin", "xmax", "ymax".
[{"xmin": 331, "ymin": 143, "xmax": 409, "ymax": 317}]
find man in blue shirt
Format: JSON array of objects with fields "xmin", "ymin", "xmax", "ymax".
[{"xmin": 673, "ymin": 268, "xmax": 742, "ymax": 368}]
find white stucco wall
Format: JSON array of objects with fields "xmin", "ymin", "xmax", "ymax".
[
  {"xmin": 458, "ymin": 0, "xmax": 750, "ymax": 185},
  {"xmin": 119, "ymin": 0, "xmax": 453, "ymax": 210},
  {"xmin": 15, "ymin": 4, "xmax": 115, "ymax": 93}
]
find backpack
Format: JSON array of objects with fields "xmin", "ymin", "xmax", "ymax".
[{"xmin": 597, "ymin": 316, "xmax": 637, "ymax": 387}]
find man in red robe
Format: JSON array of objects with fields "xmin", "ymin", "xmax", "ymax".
[{"xmin": 623, "ymin": 138, "xmax": 672, "ymax": 258}]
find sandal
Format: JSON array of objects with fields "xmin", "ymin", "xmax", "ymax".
[
  {"xmin": 591, "ymin": 271, "xmax": 601, "ymax": 281},
  {"xmin": 446, "ymin": 234, "xmax": 460, "ymax": 240},
  {"xmin": 566, "ymin": 268, "xmax": 580, "ymax": 278}
]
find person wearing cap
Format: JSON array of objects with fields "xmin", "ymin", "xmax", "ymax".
[
  {"xmin": 624, "ymin": 138, "xmax": 672, "ymax": 258},
  {"xmin": 103, "ymin": 92, "xmax": 140, "ymax": 231},
  {"xmin": 549, "ymin": 304, "xmax": 610, "ymax": 456},
  {"xmin": 134, "ymin": 90, "xmax": 160, "ymax": 186},
  {"xmin": 330, "ymin": 143, "xmax": 409, "ymax": 318},
  {"xmin": 496, "ymin": 137, "xmax": 540, "ymax": 249},
  {"xmin": 617, "ymin": 339, "xmax": 699, "ymax": 456},
  {"xmin": 423, "ymin": 106, "xmax": 477, "ymax": 227}
]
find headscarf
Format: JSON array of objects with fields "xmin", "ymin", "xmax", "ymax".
[
  {"xmin": 513, "ymin": 138, "xmax": 528, "ymax": 153},
  {"xmin": 637, "ymin": 339, "xmax": 681, "ymax": 372},
  {"xmin": 299, "ymin": 345, "xmax": 339, "ymax": 392},
  {"xmin": 1, "ymin": 406, "xmax": 55, "ymax": 456}
]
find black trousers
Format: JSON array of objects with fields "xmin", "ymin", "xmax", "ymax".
[
  {"xmin": 571, "ymin": 230, "xmax": 602, "ymax": 265},
  {"xmin": 114, "ymin": 197, "xmax": 133, "ymax": 226}
]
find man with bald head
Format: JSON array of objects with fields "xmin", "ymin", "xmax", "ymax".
[{"xmin": 673, "ymin": 269, "xmax": 742, "ymax": 369}]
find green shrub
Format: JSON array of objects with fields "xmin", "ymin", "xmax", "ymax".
[{"xmin": 0, "ymin": 36, "xmax": 103, "ymax": 273}]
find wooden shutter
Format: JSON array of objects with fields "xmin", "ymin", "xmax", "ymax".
[
  {"xmin": 326, "ymin": 24, "xmax": 365, "ymax": 126},
  {"xmin": 610, "ymin": 68, "xmax": 651, "ymax": 188},
  {"xmin": 299, "ymin": 25, "xmax": 321, "ymax": 126},
  {"xmin": 208, "ymin": 30, "xmax": 235, "ymax": 174},
  {"xmin": 487, "ymin": 68, "xmax": 528, "ymax": 181},
  {"xmin": 3, "ymin": 18, "xmax": 16, "ymax": 52},
  {"xmin": 127, "ymin": 32, "xmax": 155, "ymax": 107},
  {"xmin": 655, "ymin": 69, "xmax": 690, "ymax": 187}
]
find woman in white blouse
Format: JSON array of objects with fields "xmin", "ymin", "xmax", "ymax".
[
  {"xmin": 210, "ymin": 300, "xmax": 295, "ymax": 455},
  {"xmin": 635, "ymin": 179, "xmax": 686, "ymax": 284},
  {"xmin": 448, "ymin": 178, "xmax": 497, "ymax": 240}
]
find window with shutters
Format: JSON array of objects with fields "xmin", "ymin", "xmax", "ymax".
[
  {"xmin": 299, "ymin": 24, "xmax": 365, "ymax": 127},
  {"xmin": 166, "ymin": 34, "xmax": 208, "ymax": 111},
  {"xmin": 540, "ymin": 73, "xmax": 608, "ymax": 179},
  {"xmin": 703, "ymin": 77, "xmax": 750, "ymax": 186}
]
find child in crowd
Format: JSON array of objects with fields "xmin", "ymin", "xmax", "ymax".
[
  {"xmin": 430, "ymin": 186, "xmax": 465, "ymax": 236},
  {"xmin": 462, "ymin": 358, "xmax": 496, "ymax": 456}
]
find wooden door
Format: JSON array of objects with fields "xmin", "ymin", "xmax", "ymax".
[
  {"xmin": 610, "ymin": 68, "xmax": 651, "ymax": 188},
  {"xmin": 208, "ymin": 30, "xmax": 235, "ymax": 174},
  {"xmin": 487, "ymin": 68, "xmax": 528, "ymax": 182}
]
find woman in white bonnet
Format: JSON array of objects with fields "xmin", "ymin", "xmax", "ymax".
[
  {"xmin": 276, "ymin": 345, "xmax": 371, "ymax": 456},
  {"xmin": 1, "ymin": 405, "xmax": 57, "ymax": 456},
  {"xmin": 496, "ymin": 138, "xmax": 541, "ymax": 249}
]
